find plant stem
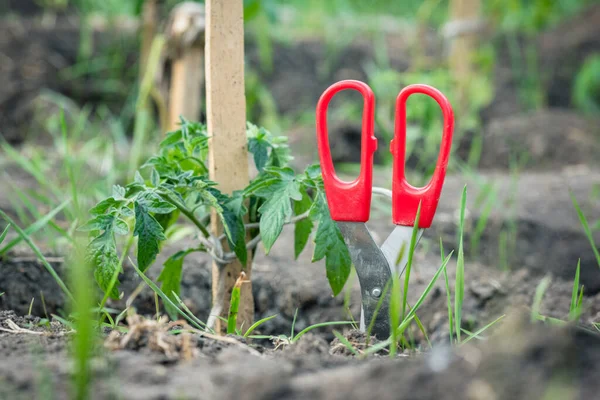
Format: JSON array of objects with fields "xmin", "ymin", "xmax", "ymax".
[{"xmin": 160, "ymin": 193, "xmax": 211, "ymax": 239}]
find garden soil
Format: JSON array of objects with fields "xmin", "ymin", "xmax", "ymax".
[
  {"xmin": 2, "ymin": 4, "xmax": 600, "ymax": 399},
  {"xmin": 1, "ymin": 170, "xmax": 600, "ymax": 399}
]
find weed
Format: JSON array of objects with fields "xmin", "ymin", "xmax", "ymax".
[
  {"xmin": 570, "ymin": 191, "xmax": 600, "ymax": 268},
  {"xmin": 454, "ymin": 186, "xmax": 467, "ymax": 343},
  {"xmin": 569, "ymin": 260, "xmax": 584, "ymax": 322}
]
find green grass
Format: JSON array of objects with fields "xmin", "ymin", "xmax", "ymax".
[
  {"xmin": 570, "ymin": 192, "xmax": 600, "ymax": 268},
  {"xmin": 454, "ymin": 186, "xmax": 467, "ymax": 343}
]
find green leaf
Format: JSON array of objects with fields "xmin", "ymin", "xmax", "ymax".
[
  {"xmin": 112, "ymin": 185, "xmax": 126, "ymax": 200},
  {"xmin": 87, "ymin": 230, "xmax": 120, "ymax": 300},
  {"xmin": 159, "ymin": 130, "xmax": 183, "ymax": 149},
  {"xmin": 134, "ymin": 201, "xmax": 167, "ymax": 272},
  {"xmin": 293, "ymin": 191, "xmax": 313, "ymax": 259},
  {"xmin": 114, "ymin": 218, "xmax": 129, "ymax": 236},
  {"xmin": 150, "ymin": 168, "xmax": 160, "ymax": 187},
  {"xmin": 78, "ymin": 215, "xmax": 116, "ymax": 232},
  {"xmin": 310, "ymin": 192, "xmax": 351, "ymax": 296},
  {"xmin": 221, "ymin": 204, "xmax": 248, "ymax": 265},
  {"xmin": 157, "ymin": 251, "xmax": 186, "ymax": 320},
  {"xmin": 254, "ymin": 171, "xmax": 302, "ymax": 253},
  {"xmin": 134, "ymin": 171, "xmax": 145, "ymax": 185},
  {"xmin": 323, "ymin": 238, "xmax": 352, "ymax": 296},
  {"xmin": 154, "ymin": 209, "xmax": 180, "ymax": 232},
  {"xmin": 248, "ymin": 136, "xmax": 270, "ymax": 172},
  {"xmin": 137, "ymin": 192, "xmax": 177, "ymax": 214},
  {"xmin": 89, "ymin": 198, "xmax": 124, "ymax": 216}
]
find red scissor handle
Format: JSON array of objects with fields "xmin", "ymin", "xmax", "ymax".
[
  {"xmin": 316, "ymin": 80, "xmax": 377, "ymax": 222},
  {"xmin": 391, "ymin": 84, "xmax": 454, "ymax": 228}
]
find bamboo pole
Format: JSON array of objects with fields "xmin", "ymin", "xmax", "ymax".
[{"xmin": 205, "ymin": 0, "xmax": 254, "ymax": 334}]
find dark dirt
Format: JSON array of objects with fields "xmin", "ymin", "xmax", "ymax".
[
  {"xmin": 1, "ymin": 307, "xmax": 600, "ymax": 400},
  {"xmin": 478, "ymin": 110, "xmax": 600, "ymax": 170},
  {"xmin": 1, "ymin": 167, "xmax": 599, "ymax": 334},
  {"xmin": 1, "ymin": 3, "xmax": 600, "ymax": 399}
]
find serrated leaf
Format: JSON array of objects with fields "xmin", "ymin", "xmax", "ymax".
[
  {"xmin": 151, "ymin": 168, "xmax": 160, "ymax": 187},
  {"xmin": 159, "ymin": 130, "xmax": 183, "ymax": 148},
  {"xmin": 134, "ymin": 201, "xmax": 167, "ymax": 272},
  {"xmin": 134, "ymin": 171, "xmax": 145, "ymax": 184},
  {"xmin": 248, "ymin": 136, "xmax": 270, "ymax": 172},
  {"xmin": 294, "ymin": 191, "xmax": 313, "ymax": 259},
  {"xmin": 154, "ymin": 209, "xmax": 180, "ymax": 232},
  {"xmin": 257, "ymin": 178, "xmax": 302, "ymax": 254},
  {"xmin": 89, "ymin": 198, "xmax": 124, "ymax": 216},
  {"xmin": 78, "ymin": 215, "xmax": 116, "ymax": 232},
  {"xmin": 204, "ymin": 189, "xmax": 247, "ymax": 265},
  {"xmin": 120, "ymin": 206, "xmax": 134, "ymax": 217},
  {"xmin": 112, "ymin": 185, "xmax": 126, "ymax": 200},
  {"xmin": 310, "ymin": 192, "xmax": 351, "ymax": 296},
  {"xmin": 87, "ymin": 230, "xmax": 120, "ymax": 299},
  {"xmin": 125, "ymin": 182, "xmax": 145, "ymax": 197},
  {"xmin": 221, "ymin": 205, "xmax": 247, "ymax": 265},
  {"xmin": 158, "ymin": 251, "xmax": 186, "ymax": 320},
  {"xmin": 114, "ymin": 218, "xmax": 129, "ymax": 235},
  {"xmin": 137, "ymin": 192, "xmax": 177, "ymax": 214}
]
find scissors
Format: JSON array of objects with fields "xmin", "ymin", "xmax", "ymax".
[{"xmin": 315, "ymin": 79, "xmax": 454, "ymax": 339}]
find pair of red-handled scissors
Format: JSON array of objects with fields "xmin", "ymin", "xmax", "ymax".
[{"xmin": 316, "ymin": 79, "xmax": 454, "ymax": 338}]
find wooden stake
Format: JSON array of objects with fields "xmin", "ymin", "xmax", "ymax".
[
  {"xmin": 139, "ymin": 0, "xmax": 157, "ymax": 80},
  {"xmin": 448, "ymin": 0, "xmax": 482, "ymax": 109},
  {"xmin": 166, "ymin": 2, "xmax": 206, "ymax": 131},
  {"xmin": 205, "ymin": 0, "xmax": 253, "ymax": 334}
]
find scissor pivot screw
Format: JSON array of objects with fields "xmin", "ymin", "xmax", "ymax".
[{"xmin": 371, "ymin": 288, "xmax": 382, "ymax": 298}]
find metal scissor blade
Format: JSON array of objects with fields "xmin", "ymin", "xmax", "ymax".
[
  {"xmin": 380, "ymin": 226, "xmax": 424, "ymax": 278},
  {"xmin": 336, "ymin": 222, "xmax": 392, "ymax": 339}
]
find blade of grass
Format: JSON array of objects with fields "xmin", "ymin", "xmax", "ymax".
[
  {"xmin": 390, "ymin": 269, "xmax": 401, "ymax": 357},
  {"xmin": 409, "ymin": 307, "xmax": 431, "ymax": 349},
  {"xmin": 0, "ymin": 210, "xmax": 74, "ymax": 302},
  {"xmin": 332, "ymin": 330, "xmax": 358, "ymax": 356},
  {"xmin": 461, "ymin": 314, "xmax": 505, "ymax": 345},
  {"xmin": 69, "ymin": 239, "xmax": 95, "ymax": 400},
  {"xmin": 363, "ymin": 316, "xmax": 415, "ymax": 357},
  {"xmin": 0, "ymin": 224, "xmax": 10, "ymax": 244},
  {"xmin": 0, "ymin": 141, "xmax": 65, "ymax": 202},
  {"xmin": 290, "ymin": 307, "xmax": 299, "ymax": 338},
  {"xmin": 455, "ymin": 185, "xmax": 467, "ymax": 343},
  {"xmin": 396, "ymin": 252, "xmax": 454, "ymax": 338},
  {"xmin": 569, "ymin": 259, "xmax": 581, "ymax": 321},
  {"xmin": 531, "ymin": 275, "xmax": 552, "ymax": 322},
  {"xmin": 291, "ymin": 321, "xmax": 354, "ymax": 343},
  {"xmin": 171, "ymin": 292, "xmax": 210, "ymax": 331},
  {"xmin": 441, "ymin": 237, "xmax": 454, "ymax": 344},
  {"xmin": 51, "ymin": 314, "xmax": 76, "ymax": 330},
  {"xmin": 401, "ymin": 203, "xmax": 422, "ymax": 320},
  {"xmin": 28, "ymin": 298, "xmax": 35, "ymax": 316},
  {"xmin": 129, "ymin": 257, "xmax": 205, "ymax": 331},
  {"xmin": 60, "ymin": 109, "xmax": 80, "ymax": 215},
  {"xmin": 243, "ymin": 314, "xmax": 278, "ymax": 338},
  {"xmin": 7, "ymin": 182, "xmax": 72, "ymax": 243},
  {"xmin": 0, "ymin": 199, "xmax": 71, "ymax": 256},
  {"xmin": 570, "ymin": 192, "xmax": 600, "ymax": 267}
]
